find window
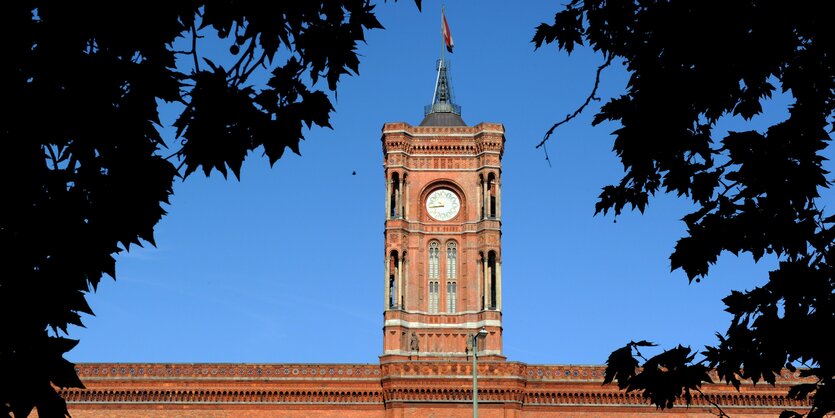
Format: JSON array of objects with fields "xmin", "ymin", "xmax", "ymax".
[
  {"xmin": 488, "ymin": 250, "xmax": 497, "ymax": 310},
  {"xmin": 487, "ymin": 172, "xmax": 497, "ymax": 218},
  {"xmin": 428, "ymin": 241, "xmax": 440, "ymax": 313},
  {"xmin": 446, "ymin": 241, "xmax": 457, "ymax": 313},
  {"xmin": 390, "ymin": 172, "xmax": 400, "ymax": 218},
  {"xmin": 389, "ymin": 250, "xmax": 399, "ymax": 309},
  {"xmin": 479, "ymin": 174, "xmax": 485, "ymax": 219}
]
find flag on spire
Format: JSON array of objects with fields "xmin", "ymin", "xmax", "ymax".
[{"xmin": 442, "ymin": 11, "xmax": 454, "ymax": 53}]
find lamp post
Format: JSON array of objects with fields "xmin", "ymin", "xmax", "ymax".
[{"xmin": 471, "ymin": 327, "xmax": 489, "ymax": 418}]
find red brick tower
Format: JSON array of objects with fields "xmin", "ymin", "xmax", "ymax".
[{"xmin": 380, "ymin": 59, "xmax": 505, "ymax": 362}]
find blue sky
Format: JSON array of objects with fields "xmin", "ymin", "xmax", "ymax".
[{"xmin": 67, "ymin": 1, "xmax": 824, "ymax": 365}]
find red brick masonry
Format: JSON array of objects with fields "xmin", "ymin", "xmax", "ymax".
[{"xmin": 60, "ymin": 362, "xmax": 812, "ymax": 417}]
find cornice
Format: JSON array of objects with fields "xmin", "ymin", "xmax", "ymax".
[
  {"xmin": 73, "ymin": 363, "xmax": 816, "ymax": 385},
  {"xmin": 65, "ymin": 362, "xmax": 814, "ymax": 412},
  {"xmin": 383, "ymin": 318, "xmax": 502, "ymax": 329},
  {"xmin": 384, "ymin": 219, "xmax": 501, "ymax": 235},
  {"xmin": 381, "ymin": 122, "xmax": 505, "ymax": 136},
  {"xmin": 381, "ymin": 123, "xmax": 505, "ymax": 156}
]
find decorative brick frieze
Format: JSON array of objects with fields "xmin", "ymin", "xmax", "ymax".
[
  {"xmin": 63, "ymin": 387, "xmax": 384, "ymax": 405},
  {"xmin": 381, "ymin": 386, "xmax": 525, "ymax": 404},
  {"xmin": 521, "ymin": 390, "xmax": 811, "ymax": 409},
  {"xmin": 74, "ymin": 364, "xmax": 382, "ymax": 380},
  {"xmin": 64, "ymin": 362, "xmax": 813, "ymax": 416}
]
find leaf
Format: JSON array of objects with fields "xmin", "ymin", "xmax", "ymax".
[
  {"xmin": 722, "ymin": 290, "xmax": 749, "ymax": 316},
  {"xmin": 4, "ymin": 2, "xmax": 385, "ymax": 415},
  {"xmin": 533, "ymin": 8, "xmax": 585, "ymax": 54},
  {"xmin": 787, "ymin": 383, "xmax": 818, "ymax": 400},
  {"xmin": 11, "ymin": 399, "xmax": 35, "ymax": 418},
  {"xmin": 603, "ymin": 342, "xmax": 642, "ymax": 389},
  {"xmin": 538, "ymin": 1, "xmax": 835, "ymax": 413}
]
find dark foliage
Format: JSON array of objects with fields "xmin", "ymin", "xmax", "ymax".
[
  {"xmin": 0, "ymin": 1, "xmax": 418, "ymax": 416},
  {"xmin": 535, "ymin": 1, "xmax": 833, "ymax": 417}
]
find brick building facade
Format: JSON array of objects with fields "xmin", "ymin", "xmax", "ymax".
[
  {"xmin": 59, "ymin": 59, "xmax": 812, "ymax": 417},
  {"xmin": 62, "ymin": 362, "xmax": 809, "ymax": 417}
]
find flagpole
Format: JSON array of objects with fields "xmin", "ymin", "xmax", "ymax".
[
  {"xmin": 441, "ymin": 5, "xmax": 445, "ymax": 65},
  {"xmin": 432, "ymin": 5, "xmax": 445, "ymax": 105}
]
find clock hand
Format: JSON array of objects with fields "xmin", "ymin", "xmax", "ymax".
[{"xmin": 429, "ymin": 204, "xmax": 445, "ymax": 208}]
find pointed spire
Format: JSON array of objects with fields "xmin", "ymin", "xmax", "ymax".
[
  {"xmin": 429, "ymin": 59, "xmax": 456, "ymax": 113},
  {"xmin": 420, "ymin": 59, "xmax": 466, "ymax": 126}
]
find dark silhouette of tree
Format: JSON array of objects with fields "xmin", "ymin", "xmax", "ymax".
[
  {"xmin": 534, "ymin": 1, "xmax": 833, "ymax": 417},
  {"xmin": 0, "ymin": 1, "xmax": 418, "ymax": 417}
]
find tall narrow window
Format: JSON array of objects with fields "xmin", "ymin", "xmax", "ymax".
[
  {"xmin": 428, "ymin": 241, "xmax": 440, "ymax": 313},
  {"xmin": 400, "ymin": 173, "xmax": 407, "ymax": 218},
  {"xmin": 479, "ymin": 174, "xmax": 486, "ymax": 219},
  {"xmin": 389, "ymin": 250, "xmax": 399, "ymax": 309},
  {"xmin": 390, "ymin": 172, "xmax": 400, "ymax": 218},
  {"xmin": 487, "ymin": 172, "xmax": 497, "ymax": 218},
  {"xmin": 446, "ymin": 241, "xmax": 457, "ymax": 312},
  {"xmin": 488, "ymin": 250, "xmax": 497, "ymax": 310}
]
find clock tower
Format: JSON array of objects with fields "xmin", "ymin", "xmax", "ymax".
[{"xmin": 380, "ymin": 59, "xmax": 505, "ymax": 362}]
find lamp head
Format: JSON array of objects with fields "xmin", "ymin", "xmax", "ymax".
[{"xmin": 477, "ymin": 328, "xmax": 488, "ymax": 338}]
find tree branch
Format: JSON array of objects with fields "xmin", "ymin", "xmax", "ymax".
[
  {"xmin": 239, "ymin": 50, "xmax": 269, "ymax": 85},
  {"xmin": 536, "ymin": 54, "xmax": 613, "ymax": 150},
  {"xmin": 542, "ymin": 142, "xmax": 552, "ymax": 167},
  {"xmin": 228, "ymin": 38, "xmax": 257, "ymax": 82},
  {"xmin": 44, "ymin": 145, "xmax": 60, "ymax": 171},
  {"xmin": 695, "ymin": 388, "xmax": 731, "ymax": 417},
  {"xmin": 191, "ymin": 23, "xmax": 201, "ymax": 73}
]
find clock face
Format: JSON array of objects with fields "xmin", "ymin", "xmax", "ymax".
[{"xmin": 426, "ymin": 189, "xmax": 460, "ymax": 221}]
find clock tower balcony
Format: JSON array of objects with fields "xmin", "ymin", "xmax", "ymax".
[{"xmin": 381, "ymin": 309, "xmax": 504, "ymax": 363}]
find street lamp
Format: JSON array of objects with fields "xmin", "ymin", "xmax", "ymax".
[{"xmin": 471, "ymin": 327, "xmax": 489, "ymax": 418}]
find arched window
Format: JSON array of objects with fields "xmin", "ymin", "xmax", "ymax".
[
  {"xmin": 428, "ymin": 241, "xmax": 440, "ymax": 313},
  {"xmin": 446, "ymin": 241, "xmax": 457, "ymax": 313}
]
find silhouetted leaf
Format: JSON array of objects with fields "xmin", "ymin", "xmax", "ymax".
[
  {"xmin": 604, "ymin": 344, "xmax": 640, "ymax": 389},
  {"xmin": 2, "ymin": 1, "xmax": 390, "ymax": 415},
  {"xmin": 537, "ymin": 0, "xmax": 835, "ymax": 415},
  {"xmin": 788, "ymin": 383, "xmax": 818, "ymax": 400}
]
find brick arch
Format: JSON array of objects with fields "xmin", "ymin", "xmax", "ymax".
[{"xmin": 418, "ymin": 179, "xmax": 468, "ymax": 222}]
